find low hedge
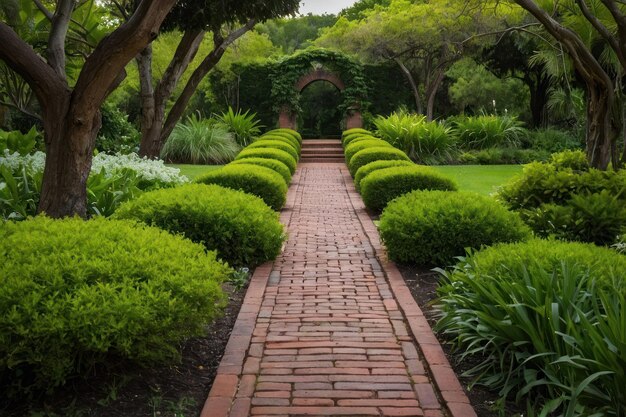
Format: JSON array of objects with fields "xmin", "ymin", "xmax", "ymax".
[
  {"xmin": 229, "ymin": 157, "xmax": 292, "ymax": 184},
  {"xmin": 379, "ymin": 190, "xmax": 531, "ymax": 265},
  {"xmin": 196, "ymin": 164, "xmax": 287, "ymax": 210},
  {"xmin": 0, "ymin": 216, "xmax": 229, "ymax": 396},
  {"xmin": 266, "ymin": 129, "xmax": 302, "ymax": 144},
  {"xmin": 235, "ymin": 148, "xmax": 297, "ymax": 175},
  {"xmin": 114, "ymin": 184, "xmax": 285, "ymax": 268},
  {"xmin": 354, "ymin": 160, "xmax": 415, "ymax": 192},
  {"xmin": 343, "ymin": 134, "xmax": 378, "ymax": 147},
  {"xmin": 342, "ymin": 128, "xmax": 372, "ymax": 139},
  {"xmin": 246, "ymin": 140, "xmax": 299, "ymax": 161},
  {"xmin": 344, "ymin": 139, "xmax": 393, "ymax": 164},
  {"xmin": 256, "ymin": 134, "xmax": 301, "ymax": 152},
  {"xmin": 361, "ymin": 166, "xmax": 458, "ymax": 212},
  {"xmin": 348, "ymin": 147, "xmax": 411, "ymax": 176}
]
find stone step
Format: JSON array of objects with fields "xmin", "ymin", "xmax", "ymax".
[
  {"xmin": 302, "ymin": 149, "xmax": 344, "ymax": 155},
  {"xmin": 300, "ymin": 157, "xmax": 345, "ymax": 163}
]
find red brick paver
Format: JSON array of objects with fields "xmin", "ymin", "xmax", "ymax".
[{"xmin": 201, "ymin": 163, "xmax": 476, "ymax": 417}]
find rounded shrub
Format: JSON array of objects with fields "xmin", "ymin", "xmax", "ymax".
[
  {"xmin": 246, "ymin": 139, "xmax": 299, "ymax": 161},
  {"xmin": 348, "ymin": 147, "xmax": 411, "ymax": 176},
  {"xmin": 354, "ymin": 160, "xmax": 415, "ymax": 192},
  {"xmin": 266, "ymin": 129, "xmax": 302, "ymax": 144},
  {"xmin": 257, "ymin": 134, "xmax": 301, "ymax": 152},
  {"xmin": 379, "ymin": 190, "xmax": 531, "ymax": 265},
  {"xmin": 235, "ymin": 148, "xmax": 297, "ymax": 175},
  {"xmin": 113, "ymin": 184, "xmax": 285, "ymax": 268},
  {"xmin": 343, "ymin": 134, "xmax": 378, "ymax": 147},
  {"xmin": 229, "ymin": 157, "xmax": 291, "ymax": 184},
  {"xmin": 344, "ymin": 139, "xmax": 393, "ymax": 164},
  {"xmin": 361, "ymin": 166, "xmax": 458, "ymax": 212},
  {"xmin": 342, "ymin": 128, "xmax": 372, "ymax": 139},
  {"xmin": 196, "ymin": 164, "xmax": 287, "ymax": 210},
  {"xmin": 0, "ymin": 216, "xmax": 230, "ymax": 396}
]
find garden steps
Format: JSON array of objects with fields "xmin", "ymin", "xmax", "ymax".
[
  {"xmin": 300, "ymin": 139, "xmax": 344, "ymax": 162},
  {"xmin": 202, "ymin": 163, "xmax": 476, "ymax": 417}
]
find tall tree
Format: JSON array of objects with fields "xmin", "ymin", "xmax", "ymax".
[
  {"xmin": 0, "ymin": 0, "xmax": 177, "ymax": 217},
  {"xmin": 136, "ymin": 0, "xmax": 300, "ymax": 158}
]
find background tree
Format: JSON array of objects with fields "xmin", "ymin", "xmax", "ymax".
[
  {"xmin": 256, "ymin": 13, "xmax": 337, "ymax": 54},
  {"xmin": 0, "ymin": 0, "xmax": 176, "ymax": 217}
]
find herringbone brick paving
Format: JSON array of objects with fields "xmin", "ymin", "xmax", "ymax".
[{"xmin": 201, "ymin": 163, "xmax": 476, "ymax": 417}]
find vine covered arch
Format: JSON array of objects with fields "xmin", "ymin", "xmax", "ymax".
[{"xmin": 270, "ymin": 49, "xmax": 369, "ymax": 131}]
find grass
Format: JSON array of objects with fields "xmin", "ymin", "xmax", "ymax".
[
  {"xmin": 431, "ymin": 165, "xmax": 523, "ymax": 195},
  {"xmin": 167, "ymin": 164, "xmax": 222, "ymax": 180}
]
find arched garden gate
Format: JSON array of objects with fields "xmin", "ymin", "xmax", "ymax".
[{"xmin": 271, "ymin": 49, "xmax": 368, "ymax": 132}]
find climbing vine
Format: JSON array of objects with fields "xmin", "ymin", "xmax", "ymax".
[{"xmin": 270, "ymin": 48, "xmax": 370, "ymax": 117}]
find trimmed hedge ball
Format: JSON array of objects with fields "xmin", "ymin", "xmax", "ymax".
[
  {"xmin": 379, "ymin": 190, "xmax": 531, "ymax": 266},
  {"xmin": 114, "ymin": 184, "xmax": 285, "ymax": 268},
  {"xmin": 256, "ymin": 134, "xmax": 301, "ymax": 152},
  {"xmin": 344, "ymin": 139, "xmax": 393, "ymax": 164},
  {"xmin": 236, "ymin": 148, "xmax": 297, "ymax": 174},
  {"xmin": 342, "ymin": 128, "xmax": 372, "ymax": 139},
  {"xmin": 266, "ymin": 129, "xmax": 302, "ymax": 144},
  {"xmin": 246, "ymin": 140, "xmax": 299, "ymax": 161},
  {"xmin": 196, "ymin": 164, "xmax": 287, "ymax": 210},
  {"xmin": 0, "ymin": 216, "xmax": 230, "ymax": 395},
  {"xmin": 343, "ymin": 134, "xmax": 379, "ymax": 147},
  {"xmin": 229, "ymin": 158, "xmax": 292, "ymax": 184},
  {"xmin": 354, "ymin": 160, "xmax": 415, "ymax": 192},
  {"xmin": 348, "ymin": 147, "xmax": 411, "ymax": 176},
  {"xmin": 360, "ymin": 166, "xmax": 457, "ymax": 212}
]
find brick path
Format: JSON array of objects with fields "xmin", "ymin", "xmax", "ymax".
[{"xmin": 202, "ymin": 163, "xmax": 476, "ymax": 417}]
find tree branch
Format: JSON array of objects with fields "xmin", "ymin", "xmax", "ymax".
[
  {"xmin": 47, "ymin": 0, "xmax": 75, "ymax": 79},
  {"xmin": 33, "ymin": 0, "xmax": 53, "ymax": 21},
  {"xmin": 575, "ymin": 0, "xmax": 626, "ymax": 69}
]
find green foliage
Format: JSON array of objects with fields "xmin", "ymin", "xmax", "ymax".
[
  {"xmin": 453, "ymin": 114, "xmax": 527, "ymax": 150},
  {"xmin": 97, "ymin": 101, "xmax": 139, "ymax": 154},
  {"xmin": 0, "ymin": 164, "xmax": 41, "ymax": 220},
  {"xmin": 196, "ymin": 164, "xmax": 287, "ymax": 210},
  {"xmin": 435, "ymin": 241, "xmax": 626, "ymax": 415},
  {"xmin": 229, "ymin": 157, "xmax": 292, "ymax": 184},
  {"xmin": 0, "ymin": 126, "xmax": 40, "ymax": 155},
  {"xmin": 524, "ymin": 128, "xmax": 582, "ymax": 154},
  {"xmin": 348, "ymin": 146, "xmax": 411, "ymax": 176},
  {"xmin": 86, "ymin": 168, "xmax": 142, "ymax": 217},
  {"xmin": 379, "ymin": 190, "xmax": 531, "ymax": 266},
  {"xmin": 360, "ymin": 166, "xmax": 457, "ymax": 212},
  {"xmin": 235, "ymin": 147, "xmax": 297, "ymax": 174},
  {"xmin": 0, "ymin": 216, "xmax": 229, "ymax": 396},
  {"xmin": 549, "ymin": 149, "xmax": 589, "ymax": 171},
  {"xmin": 374, "ymin": 110, "xmax": 458, "ymax": 164},
  {"xmin": 247, "ymin": 139, "xmax": 299, "ymax": 161},
  {"xmin": 342, "ymin": 133, "xmax": 378, "ymax": 147},
  {"xmin": 256, "ymin": 14, "xmax": 338, "ymax": 53},
  {"xmin": 353, "ymin": 159, "xmax": 415, "ymax": 192},
  {"xmin": 342, "ymin": 128, "xmax": 372, "ymax": 138},
  {"xmin": 266, "ymin": 128, "xmax": 302, "ymax": 144},
  {"xmin": 344, "ymin": 139, "xmax": 392, "ymax": 164},
  {"xmin": 215, "ymin": 107, "xmax": 262, "ymax": 147},
  {"xmin": 256, "ymin": 134, "xmax": 301, "ymax": 152},
  {"xmin": 457, "ymin": 147, "xmax": 549, "ymax": 165},
  {"xmin": 114, "ymin": 184, "xmax": 284, "ymax": 268},
  {"xmin": 161, "ymin": 115, "xmax": 241, "ymax": 164}
]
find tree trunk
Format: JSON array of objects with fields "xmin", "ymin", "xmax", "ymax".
[
  {"xmin": 585, "ymin": 82, "xmax": 618, "ymax": 170},
  {"xmin": 528, "ymin": 73, "xmax": 549, "ymax": 128},
  {"xmin": 425, "ymin": 70, "xmax": 445, "ymax": 122},
  {"xmin": 394, "ymin": 58, "xmax": 423, "ymax": 114}
]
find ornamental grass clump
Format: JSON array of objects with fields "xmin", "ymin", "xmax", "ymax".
[
  {"xmin": 114, "ymin": 184, "xmax": 285, "ymax": 268},
  {"xmin": 235, "ymin": 148, "xmax": 297, "ymax": 175},
  {"xmin": 353, "ymin": 160, "xmax": 415, "ymax": 192},
  {"xmin": 379, "ymin": 190, "xmax": 531, "ymax": 265},
  {"xmin": 348, "ymin": 147, "xmax": 411, "ymax": 176},
  {"xmin": 0, "ymin": 216, "xmax": 230, "ymax": 397},
  {"xmin": 435, "ymin": 240, "xmax": 626, "ymax": 416},
  {"xmin": 453, "ymin": 114, "xmax": 526, "ymax": 150},
  {"xmin": 360, "ymin": 166, "xmax": 457, "ymax": 212},
  {"xmin": 196, "ymin": 164, "xmax": 287, "ymax": 210},
  {"xmin": 215, "ymin": 107, "xmax": 262, "ymax": 147}
]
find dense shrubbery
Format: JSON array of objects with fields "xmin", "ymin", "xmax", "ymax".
[
  {"xmin": 360, "ymin": 166, "xmax": 457, "ymax": 212},
  {"xmin": 452, "ymin": 114, "xmax": 526, "ymax": 150},
  {"xmin": 348, "ymin": 147, "xmax": 411, "ymax": 176},
  {"xmin": 247, "ymin": 139, "xmax": 299, "ymax": 161},
  {"xmin": 114, "ymin": 184, "xmax": 285, "ymax": 268},
  {"xmin": 344, "ymin": 139, "xmax": 393, "ymax": 163},
  {"xmin": 266, "ymin": 129, "xmax": 302, "ymax": 145},
  {"xmin": 97, "ymin": 102, "xmax": 140, "ymax": 154},
  {"xmin": 342, "ymin": 134, "xmax": 379, "ymax": 148},
  {"xmin": 379, "ymin": 190, "xmax": 531, "ymax": 265},
  {"xmin": 196, "ymin": 164, "xmax": 287, "ymax": 210},
  {"xmin": 255, "ymin": 134, "xmax": 301, "ymax": 152},
  {"xmin": 458, "ymin": 148, "xmax": 549, "ymax": 165},
  {"xmin": 354, "ymin": 160, "xmax": 415, "ymax": 192},
  {"xmin": 0, "ymin": 217, "xmax": 230, "ymax": 396},
  {"xmin": 435, "ymin": 240, "xmax": 626, "ymax": 415},
  {"xmin": 229, "ymin": 157, "xmax": 292, "ymax": 184},
  {"xmin": 236, "ymin": 148, "xmax": 297, "ymax": 174},
  {"xmin": 342, "ymin": 128, "xmax": 372, "ymax": 138},
  {"xmin": 523, "ymin": 128, "xmax": 582, "ymax": 154}
]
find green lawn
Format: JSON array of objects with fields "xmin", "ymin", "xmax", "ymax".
[
  {"xmin": 431, "ymin": 165, "xmax": 523, "ymax": 195},
  {"xmin": 167, "ymin": 164, "xmax": 223, "ymax": 180}
]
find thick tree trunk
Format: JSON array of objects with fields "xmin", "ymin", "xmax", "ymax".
[
  {"xmin": 394, "ymin": 58, "xmax": 423, "ymax": 114},
  {"xmin": 585, "ymin": 83, "xmax": 618, "ymax": 170},
  {"xmin": 425, "ymin": 70, "xmax": 445, "ymax": 122},
  {"xmin": 528, "ymin": 73, "xmax": 549, "ymax": 128}
]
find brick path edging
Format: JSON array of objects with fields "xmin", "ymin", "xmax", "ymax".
[{"xmin": 340, "ymin": 168, "xmax": 477, "ymax": 417}]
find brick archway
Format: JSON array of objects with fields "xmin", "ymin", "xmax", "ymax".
[{"xmin": 278, "ymin": 69, "xmax": 363, "ymax": 131}]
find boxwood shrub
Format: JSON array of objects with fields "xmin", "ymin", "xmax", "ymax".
[
  {"xmin": 343, "ymin": 134, "xmax": 378, "ymax": 147},
  {"xmin": 344, "ymin": 139, "xmax": 393, "ymax": 164},
  {"xmin": 235, "ymin": 148, "xmax": 297, "ymax": 174},
  {"xmin": 266, "ymin": 129, "xmax": 302, "ymax": 144},
  {"xmin": 342, "ymin": 128, "xmax": 372, "ymax": 139},
  {"xmin": 379, "ymin": 190, "xmax": 531, "ymax": 265},
  {"xmin": 196, "ymin": 164, "xmax": 287, "ymax": 210},
  {"xmin": 114, "ymin": 184, "xmax": 285, "ymax": 268},
  {"xmin": 361, "ymin": 166, "xmax": 458, "ymax": 212},
  {"xmin": 229, "ymin": 157, "xmax": 292, "ymax": 184},
  {"xmin": 246, "ymin": 139, "xmax": 299, "ymax": 161},
  {"xmin": 256, "ymin": 134, "xmax": 301, "ymax": 152},
  {"xmin": 435, "ymin": 240, "xmax": 626, "ymax": 414},
  {"xmin": 0, "ymin": 216, "xmax": 230, "ymax": 396},
  {"xmin": 354, "ymin": 160, "xmax": 415, "ymax": 192},
  {"xmin": 348, "ymin": 147, "xmax": 411, "ymax": 176}
]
